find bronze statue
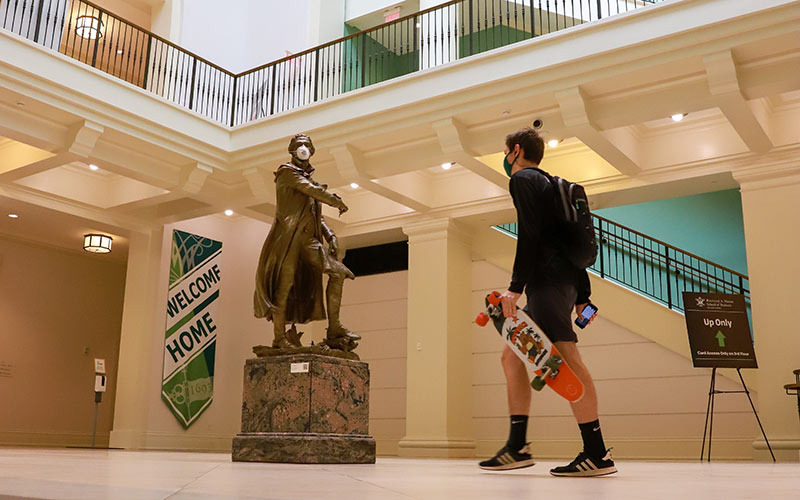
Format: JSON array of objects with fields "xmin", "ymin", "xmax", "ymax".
[{"xmin": 254, "ymin": 134, "xmax": 360, "ymax": 352}]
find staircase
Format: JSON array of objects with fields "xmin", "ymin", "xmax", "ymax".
[{"xmin": 495, "ymin": 214, "xmax": 751, "ymax": 314}]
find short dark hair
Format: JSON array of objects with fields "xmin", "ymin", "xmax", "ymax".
[{"xmin": 505, "ymin": 128, "xmax": 544, "ymax": 165}]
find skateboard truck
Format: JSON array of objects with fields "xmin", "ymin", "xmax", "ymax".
[{"xmin": 531, "ymin": 355, "xmax": 562, "ymax": 391}]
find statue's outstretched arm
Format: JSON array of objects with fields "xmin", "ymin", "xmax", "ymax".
[{"xmin": 280, "ymin": 168, "xmax": 348, "ymax": 214}]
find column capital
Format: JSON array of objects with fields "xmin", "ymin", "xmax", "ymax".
[
  {"xmin": 402, "ymin": 218, "xmax": 471, "ymax": 244},
  {"xmin": 732, "ymin": 164, "xmax": 800, "ymax": 192}
]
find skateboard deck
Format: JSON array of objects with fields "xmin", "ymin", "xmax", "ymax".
[{"xmin": 476, "ymin": 291, "xmax": 584, "ymax": 402}]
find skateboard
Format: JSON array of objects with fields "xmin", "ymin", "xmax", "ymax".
[{"xmin": 476, "ymin": 291, "xmax": 584, "ymax": 402}]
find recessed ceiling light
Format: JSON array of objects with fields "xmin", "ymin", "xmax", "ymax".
[
  {"xmin": 671, "ymin": 113, "xmax": 687, "ymax": 122},
  {"xmin": 547, "ymin": 139, "xmax": 561, "ymax": 148},
  {"xmin": 224, "ymin": 209, "xmax": 234, "ymax": 216},
  {"xmin": 350, "ymin": 182, "xmax": 360, "ymax": 189},
  {"xmin": 441, "ymin": 162, "xmax": 452, "ymax": 170},
  {"xmin": 89, "ymin": 164, "xmax": 99, "ymax": 171},
  {"xmin": 8, "ymin": 213, "xmax": 19, "ymax": 219}
]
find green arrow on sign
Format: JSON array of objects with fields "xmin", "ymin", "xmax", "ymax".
[{"xmin": 715, "ymin": 330, "xmax": 726, "ymax": 347}]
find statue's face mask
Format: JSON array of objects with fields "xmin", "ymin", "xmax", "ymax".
[{"xmin": 295, "ymin": 145, "xmax": 312, "ymax": 161}]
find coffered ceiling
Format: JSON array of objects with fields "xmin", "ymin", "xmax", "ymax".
[{"xmin": 0, "ymin": 0, "xmax": 798, "ymax": 255}]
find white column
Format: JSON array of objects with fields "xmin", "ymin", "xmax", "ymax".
[
  {"xmin": 399, "ymin": 218, "xmax": 475, "ymax": 457},
  {"xmin": 109, "ymin": 227, "xmax": 165, "ymax": 449},
  {"xmin": 734, "ymin": 165, "xmax": 800, "ymax": 461},
  {"xmin": 150, "ymin": 0, "xmax": 183, "ymax": 41}
]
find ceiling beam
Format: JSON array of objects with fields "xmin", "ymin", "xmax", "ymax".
[
  {"xmin": 555, "ymin": 87, "xmax": 641, "ymax": 176},
  {"xmin": 107, "ymin": 191, "xmax": 184, "ymax": 213},
  {"xmin": 0, "ymin": 102, "xmax": 69, "ymax": 152},
  {"xmin": 181, "ymin": 163, "xmax": 214, "ymax": 195},
  {"xmin": 432, "ymin": 118, "xmax": 509, "ymax": 189},
  {"xmin": 703, "ymin": 50, "xmax": 773, "ymax": 154},
  {"xmin": 0, "ymin": 120, "xmax": 104, "ymax": 182},
  {"xmin": 0, "ymin": 150, "xmax": 67, "ymax": 182},
  {"xmin": 0, "ymin": 183, "xmax": 152, "ymax": 232},
  {"xmin": 330, "ymin": 144, "xmax": 431, "ymax": 213},
  {"xmin": 90, "ymin": 140, "xmax": 182, "ymax": 190}
]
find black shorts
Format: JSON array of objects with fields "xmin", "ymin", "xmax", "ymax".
[{"xmin": 523, "ymin": 281, "xmax": 578, "ymax": 343}]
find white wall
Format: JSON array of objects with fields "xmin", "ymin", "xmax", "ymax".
[
  {"xmin": 177, "ymin": 0, "xmax": 345, "ymax": 74},
  {"xmin": 309, "ymin": 0, "xmax": 347, "ymax": 45},
  {"xmin": 339, "ymin": 271, "xmax": 408, "ymax": 455},
  {"xmin": 0, "ymin": 236, "xmax": 127, "ymax": 447},
  {"xmin": 345, "ymin": 0, "xmax": 405, "ymax": 21}
]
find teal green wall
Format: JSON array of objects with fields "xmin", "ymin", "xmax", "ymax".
[
  {"xmin": 595, "ymin": 189, "xmax": 748, "ymax": 275},
  {"xmin": 341, "ymin": 23, "xmax": 533, "ymax": 92},
  {"xmin": 459, "ymin": 25, "xmax": 530, "ymax": 57},
  {"xmin": 342, "ymin": 24, "xmax": 418, "ymax": 92}
]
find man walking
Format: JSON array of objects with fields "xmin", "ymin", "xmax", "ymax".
[{"xmin": 478, "ymin": 127, "xmax": 616, "ymax": 477}]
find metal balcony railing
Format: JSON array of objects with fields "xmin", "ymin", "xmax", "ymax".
[
  {"xmin": 1, "ymin": 0, "xmax": 663, "ymax": 126},
  {"xmin": 495, "ymin": 213, "xmax": 751, "ymax": 314}
]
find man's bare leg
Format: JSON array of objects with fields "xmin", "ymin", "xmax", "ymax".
[
  {"xmin": 478, "ymin": 344, "xmax": 536, "ymax": 469},
  {"xmin": 553, "ymin": 341, "xmax": 598, "ymax": 423},
  {"xmin": 549, "ymin": 341, "xmax": 616, "ymax": 476},
  {"xmin": 501, "ymin": 344, "xmax": 531, "ymax": 414}
]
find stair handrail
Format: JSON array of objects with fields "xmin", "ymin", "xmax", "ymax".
[
  {"xmin": 495, "ymin": 211, "xmax": 750, "ymax": 313},
  {"xmin": 593, "ymin": 214, "xmax": 748, "ymax": 283}
]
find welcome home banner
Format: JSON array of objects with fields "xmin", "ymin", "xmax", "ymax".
[{"xmin": 161, "ymin": 230, "xmax": 222, "ymax": 428}]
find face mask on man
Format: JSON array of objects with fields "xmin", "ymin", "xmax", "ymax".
[
  {"xmin": 295, "ymin": 145, "xmax": 311, "ymax": 161},
  {"xmin": 503, "ymin": 149, "xmax": 519, "ymax": 177}
]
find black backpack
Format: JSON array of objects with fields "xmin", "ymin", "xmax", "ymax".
[{"xmin": 537, "ymin": 169, "xmax": 598, "ymax": 269}]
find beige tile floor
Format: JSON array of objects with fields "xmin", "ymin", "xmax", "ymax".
[{"xmin": 0, "ymin": 448, "xmax": 798, "ymax": 500}]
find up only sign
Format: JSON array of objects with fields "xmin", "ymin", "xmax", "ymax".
[
  {"xmin": 682, "ymin": 292, "xmax": 757, "ymax": 369},
  {"xmin": 161, "ymin": 230, "xmax": 223, "ymax": 428}
]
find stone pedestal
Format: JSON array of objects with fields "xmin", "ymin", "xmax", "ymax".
[{"xmin": 232, "ymin": 354, "xmax": 375, "ymax": 463}]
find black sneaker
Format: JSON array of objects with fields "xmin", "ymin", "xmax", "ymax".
[
  {"xmin": 550, "ymin": 449, "xmax": 617, "ymax": 477},
  {"xmin": 478, "ymin": 444, "xmax": 536, "ymax": 471}
]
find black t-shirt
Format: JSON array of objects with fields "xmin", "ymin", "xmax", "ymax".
[{"xmin": 508, "ymin": 167, "xmax": 591, "ymax": 304}]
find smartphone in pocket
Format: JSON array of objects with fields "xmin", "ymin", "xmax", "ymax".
[{"xmin": 575, "ymin": 302, "xmax": 598, "ymax": 329}]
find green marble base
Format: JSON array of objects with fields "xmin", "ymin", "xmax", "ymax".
[
  {"xmin": 232, "ymin": 433, "xmax": 376, "ymax": 464},
  {"xmin": 232, "ymin": 354, "xmax": 375, "ymax": 464}
]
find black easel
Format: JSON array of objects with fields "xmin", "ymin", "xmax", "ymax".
[{"xmin": 700, "ymin": 367, "xmax": 775, "ymax": 462}]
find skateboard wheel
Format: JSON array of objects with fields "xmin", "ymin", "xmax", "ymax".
[
  {"xmin": 487, "ymin": 291, "xmax": 503, "ymax": 306},
  {"xmin": 530, "ymin": 377, "xmax": 546, "ymax": 391},
  {"xmin": 475, "ymin": 313, "xmax": 489, "ymax": 327}
]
